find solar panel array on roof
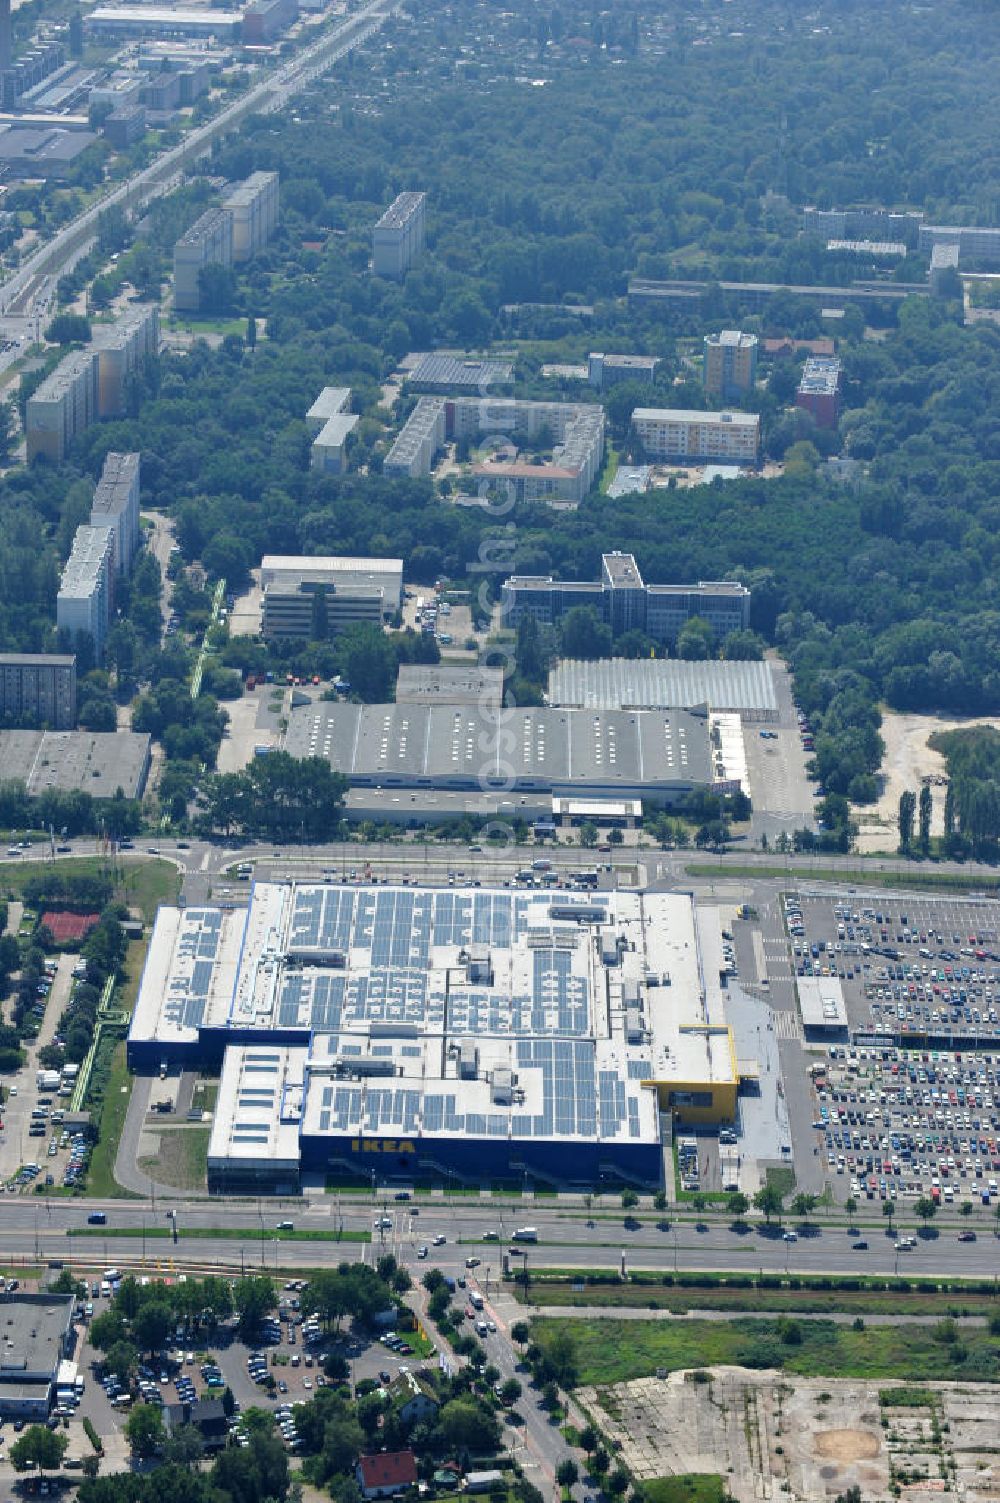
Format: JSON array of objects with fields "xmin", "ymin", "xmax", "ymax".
[{"xmin": 162, "ymin": 909, "xmax": 222, "ymax": 1032}]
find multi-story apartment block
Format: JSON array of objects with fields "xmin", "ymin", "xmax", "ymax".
[
  {"xmin": 587, "ymin": 352, "xmax": 659, "ymax": 391},
  {"xmin": 306, "ymin": 386, "xmax": 351, "ymax": 436},
  {"xmin": 57, "ymin": 525, "xmax": 114, "ymax": 660},
  {"xmin": 91, "ymin": 451, "xmax": 141, "ymax": 576},
  {"xmin": 91, "ymin": 303, "xmax": 159, "ymax": 417},
  {"xmin": 703, "ymin": 330, "xmax": 758, "ymax": 400},
  {"xmin": 632, "ymin": 407, "xmax": 760, "ymax": 464},
  {"xmin": 387, "ymin": 396, "xmax": 605, "ymax": 503},
  {"xmin": 0, "ymin": 653, "xmax": 76, "ymax": 729},
  {"xmin": 26, "ymin": 350, "xmax": 98, "ymax": 463},
  {"xmin": 310, "ymin": 415, "xmax": 359, "ymax": 475},
  {"xmin": 173, "ymin": 206, "xmax": 233, "ymax": 312},
  {"xmin": 917, "ymin": 224, "xmax": 1000, "ymax": 268},
  {"xmin": 372, "ymin": 192, "xmax": 426, "ymax": 280},
  {"xmin": 795, "ymin": 356, "xmax": 842, "ymax": 429},
  {"xmin": 223, "ymin": 170, "xmax": 279, "ymax": 262},
  {"xmin": 501, "ymin": 552, "xmax": 750, "ymax": 645}
]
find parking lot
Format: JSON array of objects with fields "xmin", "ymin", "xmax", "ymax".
[{"xmin": 783, "ymin": 892, "xmax": 1000, "ymax": 1208}]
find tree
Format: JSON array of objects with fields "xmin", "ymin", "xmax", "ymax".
[
  {"xmin": 556, "ymin": 1461, "xmax": 579, "ymax": 1488},
  {"xmin": 9, "ymin": 1426, "xmax": 67, "ymax": 1472},
  {"xmin": 753, "ymin": 1183, "xmax": 784, "ymax": 1224},
  {"xmin": 959, "ymin": 1200, "xmax": 973, "ymax": 1218},
  {"xmin": 439, "ymin": 1398, "xmax": 500, "ymax": 1452},
  {"xmin": 727, "ymin": 1191, "xmax": 749, "ymax": 1221},
  {"xmin": 620, "ymin": 1188, "xmax": 639, "ymax": 1209},
  {"xmin": 579, "ymin": 821, "xmax": 598, "ymax": 848},
  {"xmin": 234, "ymin": 1273, "xmax": 277, "ymax": 1338},
  {"xmin": 45, "ymin": 311, "xmax": 91, "ymax": 345},
  {"xmin": 133, "ymin": 1299, "xmax": 173, "ymax": 1357},
  {"xmin": 542, "ymin": 1327, "xmax": 578, "ymax": 1387},
  {"xmin": 845, "ymin": 1197, "xmax": 858, "ymax": 1218},
  {"xmin": 0, "ymin": 397, "xmax": 16, "ymax": 464},
  {"xmin": 246, "ymin": 315, "xmax": 257, "ymax": 351},
  {"xmin": 676, "ymin": 616, "xmax": 714, "ymax": 661},
  {"xmin": 197, "ymin": 263, "xmax": 237, "ymax": 315},
  {"xmin": 558, "ymin": 605, "xmax": 611, "ymax": 660},
  {"xmin": 511, "ymin": 1321, "xmax": 531, "ymax": 1347},
  {"xmin": 898, "ymin": 789, "xmax": 916, "ymax": 851},
  {"xmin": 882, "ymin": 1200, "xmax": 895, "ymax": 1230},
  {"xmin": 126, "ymin": 1403, "xmax": 166, "ymax": 1458},
  {"xmin": 918, "ymin": 782, "xmax": 932, "ymax": 853},
  {"xmin": 790, "ymin": 1192, "xmax": 817, "ymax": 1219},
  {"xmin": 500, "ymin": 1377, "xmax": 522, "ymax": 1405},
  {"xmin": 915, "ymin": 1196, "xmax": 938, "ymax": 1224}
]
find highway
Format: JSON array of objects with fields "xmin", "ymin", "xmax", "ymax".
[{"xmin": 2, "ymin": 1197, "xmax": 998, "ymax": 1281}]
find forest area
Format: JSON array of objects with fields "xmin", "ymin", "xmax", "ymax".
[{"xmin": 0, "ymin": 0, "xmax": 999, "ymax": 836}]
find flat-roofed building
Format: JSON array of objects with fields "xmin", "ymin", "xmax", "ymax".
[
  {"xmin": 801, "ymin": 205, "xmax": 923, "ymax": 246},
  {"xmin": 260, "ymin": 554, "xmax": 402, "ymax": 640},
  {"xmin": 0, "ymin": 728, "xmax": 151, "ymax": 799},
  {"xmin": 91, "ymin": 451, "xmax": 140, "ymax": 575},
  {"xmin": 84, "ymin": 7, "xmax": 243, "ymax": 41},
  {"xmin": 502, "ymin": 551, "xmax": 750, "ymax": 645},
  {"xmin": 0, "ymin": 1293, "xmax": 75, "ymax": 1420},
  {"xmin": 0, "ymin": 653, "xmax": 76, "ymax": 729},
  {"xmin": 25, "ymin": 349, "xmax": 97, "ymax": 462},
  {"xmin": 91, "ymin": 303, "xmax": 158, "ymax": 417},
  {"xmin": 395, "ymin": 664, "xmax": 504, "ymax": 712},
  {"xmin": 310, "ymin": 413, "xmax": 359, "ymax": 474},
  {"xmin": 384, "ymin": 395, "xmax": 446, "ymax": 478},
  {"xmin": 56, "ymin": 524, "xmax": 114, "ymax": 659},
  {"xmin": 173, "ymin": 206, "xmax": 232, "ymax": 312},
  {"xmin": 548, "ymin": 657, "xmax": 777, "ymax": 721},
  {"xmin": 632, "ymin": 407, "xmax": 760, "ymax": 463},
  {"xmin": 406, "ymin": 352, "xmax": 513, "ymax": 394},
  {"xmin": 795, "ymin": 355, "xmax": 842, "ymax": 428},
  {"xmin": 305, "ymin": 386, "xmax": 351, "ymax": 435},
  {"xmin": 222, "ymin": 169, "xmax": 279, "ymax": 261},
  {"xmin": 587, "ymin": 352, "xmax": 659, "ymax": 391},
  {"xmin": 130, "ymin": 881, "xmax": 740, "ymax": 1190},
  {"xmin": 918, "ymin": 223, "xmax": 1000, "ymax": 267},
  {"xmin": 703, "ymin": 329, "xmax": 758, "ymax": 399},
  {"xmin": 372, "ymin": 191, "xmax": 425, "ymax": 280}
]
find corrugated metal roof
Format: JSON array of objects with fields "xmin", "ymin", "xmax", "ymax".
[{"xmin": 548, "ymin": 658, "xmax": 778, "ymax": 714}]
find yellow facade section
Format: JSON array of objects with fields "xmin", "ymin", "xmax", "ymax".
[{"xmin": 647, "ymin": 1024, "xmax": 740, "ymax": 1125}]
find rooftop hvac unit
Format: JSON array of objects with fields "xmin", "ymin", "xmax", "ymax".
[{"xmin": 458, "ymin": 1041, "xmax": 479, "ymax": 1080}]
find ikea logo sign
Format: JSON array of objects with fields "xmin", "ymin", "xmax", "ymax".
[{"xmin": 350, "ymin": 1138, "xmax": 416, "ymax": 1154}]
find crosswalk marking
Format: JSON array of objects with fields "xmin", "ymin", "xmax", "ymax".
[{"xmin": 772, "ymin": 1009, "xmax": 802, "ymax": 1041}]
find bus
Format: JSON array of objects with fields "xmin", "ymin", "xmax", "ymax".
[{"xmin": 512, "ymin": 1227, "xmax": 538, "ymax": 1242}]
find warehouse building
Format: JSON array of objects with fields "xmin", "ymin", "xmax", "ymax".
[
  {"xmin": 394, "ymin": 664, "xmax": 504, "ymax": 713},
  {"xmin": 90, "ymin": 451, "xmax": 141, "ymax": 577},
  {"xmin": 632, "ymin": 407, "xmax": 760, "ymax": 463},
  {"xmin": 85, "ymin": 7, "xmax": 243, "ymax": 42},
  {"xmin": 501, "ymin": 552, "xmax": 750, "ymax": 645},
  {"xmin": 405, "ymin": 352, "xmax": 513, "ymax": 395},
  {"xmin": 0, "ymin": 1293, "xmax": 75, "ymax": 1420},
  {"xmin": 128, "ymin": 881, "xmax": 741, "ymax": 1190},
  {"xmin": 260, "ymin": 554, "xmax": 402, "ymax": 640},
  {"xmin": 548, "ymin": 658, "xmax": 778, "ymax": 722},
  {"xmin": 372, "ymin": 191, "xmax": 426, "ymax": 280},
  {"xmin": 0, "ymin": 653, "xmax": 76, "ymax": 729},
  {"xmin": 0, "ymin": 729, "xmax": 151, "ymax": 799},
  {"xmin": 173, "ymin": 206, "xmax": 233, "ymax": 312},
  {"xmin": 283, "ymin": 700, "xmax": 719, "ymax": 807},
  {"xmin": 57, "ymin": 524, "xmax": 114, "ymax": 660},
  {"xmin": 222, "ymin": 169, "xmax": 279, "ymax": 261}
]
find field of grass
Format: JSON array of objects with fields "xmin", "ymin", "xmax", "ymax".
[
  {"xmin": 684, "ymin": 861, "xmax": 1000, "ymax": 893},
  {"xmin": 139, "ymin": 1127, "xmax": 210, "ymax": 1192},
  {"xmin": 86, "ymin": 1041, "xmax": 140, "ymax": 1200},
  {"xmin": 516, "ymin": 1278, "xmax": 1000, "ymax": 1318},
  {"xmin": 0, "ymin": 856, "xmax": 179, "ymax": 924},
  {"xmin": 536, "ymin": 1316, "xmax": 1000, "ymax": 1385},
  {"xmin": 639, "ymin": 1478, "xmax": 730, "ymax": 1503}
]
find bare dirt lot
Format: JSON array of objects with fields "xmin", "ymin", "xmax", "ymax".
[
  {"xmin": 853, "ymin": 709, "xmax": 998, "ymax": 853},
  {"xmin": 579, "ymin": 1370, "xmax": 1000, "ymax": 1503}
]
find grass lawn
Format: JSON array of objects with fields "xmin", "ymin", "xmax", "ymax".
[
  {"xmin": 684, "ymin": 861, "xmax": 1000, "ymax": 893},
  {"xmin": 516, "ymin": 1278, "xmax": 1000, "ymax": 1318},
  {"xmin": 87, "ymin": 1040, "xmax": 140, "ymax": 1199},
  {"xmin": 0, "ymin": 856, "xmax": 179, "ymax": 925},
  {"xmin": 765, "ymin": 1166, "xmax": 796, "ymax": 1198},
  {"xmin": 639, "ymin": 1478, "xmax": 730, "ymax": 1503},
  {"xmin": 535, "ymin": 1316, "xmax": 1000, "ymax": 1385},
  {"xmin": 139, "ymin": 1126, "xmax": 209, "ymax": 1192}
]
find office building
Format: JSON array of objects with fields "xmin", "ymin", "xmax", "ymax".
[
  {"xmin": 929, "ymin": 241, "xmax": 961, "ymax": 295},
  {"xmin": 260, "ymin": 554, "xmax": 402, "ymax": 640},
  {"xmin": 387, "ymin": 395, "xmax": 605, "ymax": 503},
  {"xmin": 172, "ymin": 206, "xmax": 233, "ymax": 312},
  {"xmin": 703, "ymin": 330, "xmax": 758, "ymax": 400},
  {"xmin": 501, "ymin": 551, "xmax": 751, "ymax": 645},
  {"xmin": 795, "ymin": 356, "xmax": 842, "ymax": 429},
  {"xmin": 0, "ymin": 0, "xmax": 10, "ymax": 74},
  {"xmin": 0, "ymin": 1293, "xmax": 75, "ymax": 1420},
  {"xmin": 139, "ymin": 69, "xmax": 180, "ymax": 109},
  {"xmin": 306, "ymin": 386, "xmax": 351, "ymax": 435},
  {"xmin": 91, "ymin": 451, "xmax": 140, "ymax": 576},
  {"xmin": 89, "ymin": 71, "xmax": 144, "ymax": 112},
  {"xmin": 84, "ymin": 7, "xmax": 243, "ymax": 42},
  {"xmin": 917, "ymin": 224, "xmax": 1000, "ymax": 268},
  {"xmin": 0, "ymin": 653, "xmax": 76, "ymax": 729},
  {"xmin": 587, "ymin": 352, "xmax": 659, "ymax": 391},
  {"xmin": 631, "ymin": 407, "xmax": 760, "ymax": 463},
  {"xmin": 628, "ymin": 276, "xmax": 917, "ymax": 312},
  {"xmin": 372, "ymin": 191, "xmax": 426, "ymax": 280},
  {"xmin": 128, "ymin": 880, "xmax": 742, "ymax": 1191},
  {"xmin": 25, "ymin": 350, "xmax": 97, "ymax": 463},
  {"xmin": 222, "ymin": 169, "xmax": 279, "ymax": 262},
  {"xmin": 0, "ymin": 728, "xmax": 151, "ymax": 799},
  {"xmin": 91, "ymin": 303, "xmax": 159, "ymax": 417},
  {"xmin": 310, "ymin": 413, "xmax": 359, "ymax": 474},
  {"xmin": 57, "ymin": 525, "xmax": 114, "ymax": 660},
  {"xmin": 103, "ymin": 105, "xmax": 146, "ymax": 148},
  {"xmin": 801, "ymin": 206, "xmax": 923, "ymax": 246},
  {"xmin": 405, "ymin": 352, "xmax": 513, "ymax": 395},
  {"xmin": 284, "ymin": 699, "xmax": 715, "ymax": 807}
]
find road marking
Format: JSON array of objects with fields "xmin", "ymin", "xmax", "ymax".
[{"xmin": 772, "ymin": 1010, "xmax": 803, "ymax": 1041}]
